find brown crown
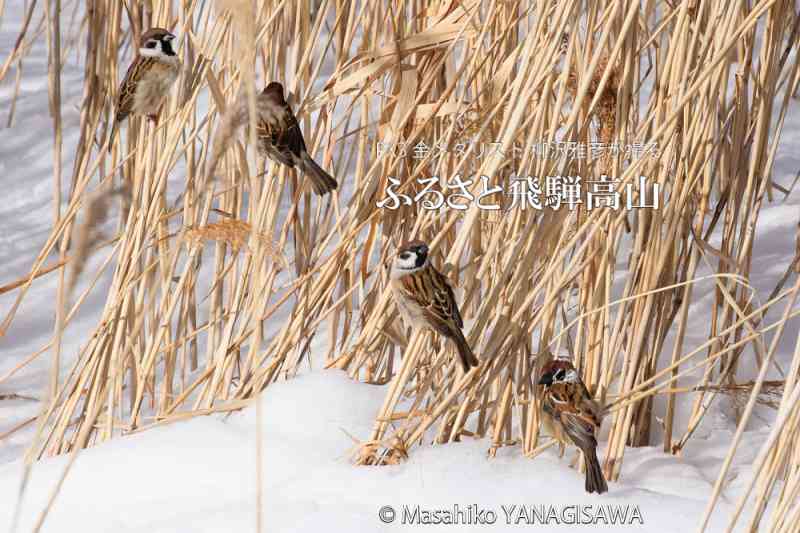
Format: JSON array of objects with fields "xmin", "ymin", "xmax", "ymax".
[
  {"xmin": 398, "ymin": 240, "xmax": 428, "ymax": 254},
  {"xmin": 540, "ymin": 358, "xmax": 575, "ymax": 375},
  {"xmin": 262, "ymin": 82, "xmax": 286, "ymax": 104},
  {"xmin": 140, "ymin": 27, "xmax": 174, "ymax": 44}
]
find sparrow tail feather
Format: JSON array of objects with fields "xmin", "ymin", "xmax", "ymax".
[
  {"xmin": 451, "ymin": 330, "xmax": 479, "ymax": 373},
  {"xmin": 299, "ymin": 151, "xmax": 337, "ymax": 195},
  {"xmin": 583, "ymin": 449, "xmax": 608, "ymax": 494}
]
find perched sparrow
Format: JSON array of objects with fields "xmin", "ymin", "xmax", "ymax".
[
  {"xmin": 255, "ymin": 82, "xmax": 337, "ymax": 196},
  {"xmin": 538, "ymin": 358, "xmax": 608, "ymax": 494},
  {"xmin": 390, "ymin": 240, "xmax": 479, "ymax": 373},
  {"xmin": 109, "ymin": 28, "xmax": 180, "ymax": 149}
]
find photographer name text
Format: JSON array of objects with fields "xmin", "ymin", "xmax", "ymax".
[{"xmin": 377, "ymin": 503, "xmax": 644, "ymax": 526}]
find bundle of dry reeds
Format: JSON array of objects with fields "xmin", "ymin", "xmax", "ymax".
[{"xmin": 3, "ymin": 1, "xmax": 800, "ymax": 531}]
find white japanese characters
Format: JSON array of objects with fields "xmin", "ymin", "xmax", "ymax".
[{"xmin": 377, "ymin": 174, "xmax": 661, "ymax": 211}]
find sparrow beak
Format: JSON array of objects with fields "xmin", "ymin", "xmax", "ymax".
[{"xmin": 537, "ymin": 372, "xmax": 553, "ymax": 386}]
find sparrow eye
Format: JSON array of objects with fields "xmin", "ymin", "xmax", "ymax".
[
  {"xmin": 400, "ymin": 252, "xmax": 411, "ymax": 260},
  {"xmin": 553, "ymin": 369, "xmax": 565, "ymax": 382},
  {"xmin": 145, "ymin": 40, "xmax": 157, "ymax": 49}
]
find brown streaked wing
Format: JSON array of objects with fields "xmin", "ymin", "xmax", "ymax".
[
  {"xmin": 547, "ymin": 383, "xmax": 600, "ymax": 447},
  {"xmin": 115, "ymin": 56, "xmax": 157, "ymax": 120},
  {"xmin": 576, "ymin": 383, "xmax": 603, "ymax": 425},
  {"xmin": 256, "ymin": 120, "xmax": 273, "ymax": 139},
  {"xmin": 273, "ymin": 104, "xmax": 307, "ymax": 158},
  {"xmin": 398, "ymin": 268, "xmax": 462, "ymax": 334},
  {"xmin": 399, "ymin": 272, "xmax": 433, "ymax": 310},
  {"xmin": 256, "ymin": 120, "xmax": 293, "ymax": 166},
  {"xmin": 559, "ymin": 409, "xmax": 598, "ymax": 451},
  {"xmin": 431, "ymin": 268, "xmax": 464, "ymax": 328}
]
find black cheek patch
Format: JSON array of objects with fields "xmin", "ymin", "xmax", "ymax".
[
  {"xmin": 415, "ymin": 250, "xmax": 427, "ymax": 268},
  {"xmin": 161, "ymin": 40, "xmax": 176, "ymax": 56}
]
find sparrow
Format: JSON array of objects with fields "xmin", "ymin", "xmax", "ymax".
[
  {"xmin": 538, "ymin": 357, "xmax": 608, "ymax": 494},
  {"xmin": 390, "ymin": 240, "xmax": 479, "ymax": 373},
  {"xmin": 254, "ymin": 82, "xmax": 337, "ymax": 196},
  {"xmin": 109, "ymin": 28, "xmax": 181, "ymax": 150}
]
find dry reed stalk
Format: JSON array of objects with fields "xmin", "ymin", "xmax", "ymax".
[
  {"xmin": 3, "ymin": 1, "xmax": 800, "ymax": 531},
  {"xmin": 0, "ymin": 259, "xmax": 68, "ymax": 296}
]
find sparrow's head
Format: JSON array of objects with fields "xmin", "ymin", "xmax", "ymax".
[
  {"xmin": 139, "ymin": 28, "xmax": 177, "ymax": 58},
  {"xmin": 538, "ymin": 358, "xmax": 579, "ymax": 387},
  {"xmin": 392, "ymin": 240, "xmax": 430, "ymax": 276},
  {"xmin": 262, "ymin": 82, "xmax": 287, "ymax": 105}
]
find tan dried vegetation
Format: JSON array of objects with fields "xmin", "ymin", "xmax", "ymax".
[{"xmin": 2, "ymin": 1, "xmax": 800, "ymax": 531}]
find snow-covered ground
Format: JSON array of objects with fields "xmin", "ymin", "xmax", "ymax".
[
  {"xmin": 1, "ymin": 2, "xmax": 798, "ymax": 532},
  {"xmin": 0, "ymin": 371, "xmax": 766, "ymax": 532}
]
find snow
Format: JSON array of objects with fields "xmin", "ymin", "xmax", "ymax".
[
  {"xmin": 0, "ymin": 371, "xmax": 760, "ymax": 532},
  {"xmin": 1, "ymin": 1, "xmax": 798, "ymax": 531}
]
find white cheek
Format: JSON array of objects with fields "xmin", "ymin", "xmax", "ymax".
[
  {"xmin": 563, "ymin": 369, "xmax": 579, "ymax": 383},
  {"xmin": 397, "ymin": 256, "xmax": 418, "ymax": 269},
  {"xmin": 139, "ymin": 47, "xmax": 160, "ymax": 57},
  {"xmin": 391, "ymin": 256, "xmax": 419, "ymax": 279}
]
